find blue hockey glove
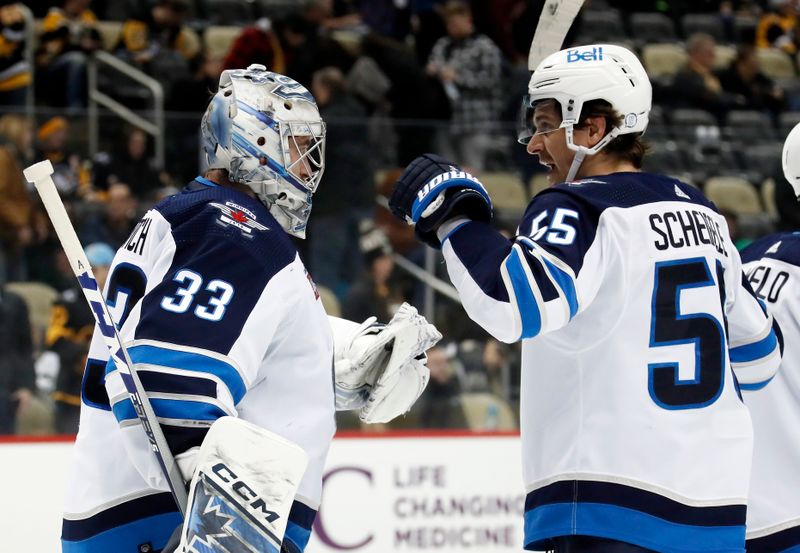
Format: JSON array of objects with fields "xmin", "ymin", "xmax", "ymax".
[{"xmin": 389, "ymin": 154, "xmax": 493, "ymax": 249}]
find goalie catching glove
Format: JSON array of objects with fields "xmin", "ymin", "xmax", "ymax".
[
  {"xmin": 331, "ymin": 303, "xmax": 442, "ymax": 423},
  {"xmin": 388, "ymin": 154, "xmax": 493, "ymax": 249}
]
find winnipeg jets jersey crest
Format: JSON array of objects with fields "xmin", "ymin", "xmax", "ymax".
[
  {"xmin": 61, "ymin": 179, "xmax": 333, "ymax": 553},
  {"xmin": 741, "ymin": 233, "xmax": 799, "ymax": 550},
  {"xmin": 439, "ymin": 172, "xmax": 781, "ymax": 552}
]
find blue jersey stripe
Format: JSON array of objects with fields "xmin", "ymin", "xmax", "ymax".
[
  {"xmin": 62, "ymin": 491, "xmax": 179, "ymax": 542},
  {"xmin": 284, "ymin": 521, "xmax": 312, "ymax": 553},
  {"xmin": 739, "ymin": 376, "xmax": 774, "ymax": 391},
  {"xmin": 112, "ymin": 397, "xmax": 227, "ymax": 423},
  {"xmin": 524, "ymin": 502, "xmax": 745, "ymax": 552},
  {"xmin": 747, "ymin": 522, "xmax": 800, "ymax": 552},
  {"xmin": 61, "ymin": 511, "xmax": 180, "ymax": 552},
  {"xmin": 730, "ymin": 330, "xmax": 778, "ymax": 363},
  {"xmin": 526, "ymin": 480, "xmax": 745, "ymax": 526},
  {"xmin": 283, "ymin": 499, "xmax": 316, "ymax": 552},
  {"xmin": 541, "ymin": 257, "xmax": 579, "ymax": 319},
  {"xmin": 505, "ymin": 247, "xmax": 542, "ymax": 339},
  {"xmin": 118, "ymin": 344, "xmax": 245, "ymax": 403}
]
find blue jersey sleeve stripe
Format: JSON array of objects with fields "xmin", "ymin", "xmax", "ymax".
[
  {"xmin": 128, "ymin": 344, "xmax": 246, "ymax": 403},
  {"xmin": 524, "ymin": 503, "xmax": 745, "ymax": 552},
  {"xmin": 111, "ymin": 397, "xmax": 227, "ymax": 424},
  {"xmin": 739, "ymin": 376, "xmax": 774, "ymax": 391},
  {"xmin": 138, "ymin": 370, "xmax": 218, "ymax": 399},
  {"xmin": 111, "ymin": 398, "xmax": 136, "ymax": 423},
  {"xmin": 730, "ymin": 329, "xmax": 778, "ymax": 363},
  {"xmin": 284, "ymin": 521, "xmax": 312, "ymax": 553},
  {"xmin": 541, "ymin": 257, "xmax": 579, "ymax": 319},
  {"xmin": 505, "ymin": 247, "xmax": 542, "ymax": 339},
  {"xmin": 61, "ymin": 511, "xmax": 181, "ymax": 552}
]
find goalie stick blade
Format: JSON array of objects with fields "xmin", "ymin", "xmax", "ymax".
[{"xmin": 528, "ymin": 0, "xmax": 586, "ymax": 71}]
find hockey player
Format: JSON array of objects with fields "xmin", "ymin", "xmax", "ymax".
[
  {"xmin": 389, "ymin": 44, "xmax": 783, "ymax": 552},
  {"xmin": 60, "ymin": 65, "xmax": 439, "ymax": 552},
  {"xmin": 739, "ymin": 124, "xmax": 800, "ymax": 552}
]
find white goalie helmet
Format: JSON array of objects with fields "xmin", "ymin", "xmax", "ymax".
[
  {"xmin": 519, "ymin": 44, "xmax": 652, "ymax": 181},
  {"xmin": 201, "ymin": 64, "xmax": 326, "ymax": 238},
  {"xmin": 782, "ymin": 122, "xmax": 800, "ymax": 199}
]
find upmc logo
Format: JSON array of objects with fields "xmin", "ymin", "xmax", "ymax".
[
  {"xmin": 566, "ymin": 46, "xmax": 604, "ymax": 63},
  {"xmin": 314, "ymin": 466, "xmax": 375, "ymax": 550}
]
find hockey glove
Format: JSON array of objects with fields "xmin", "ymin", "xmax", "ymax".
[
  {"xmin": 332, "ymin": 303, "xmax": 442, "ymax": 423},
  {"xmin": 389, "ymin": 154, "xmax": 493, "ymax": 249}
]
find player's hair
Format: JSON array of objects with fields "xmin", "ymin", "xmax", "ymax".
[{"xmin": 575, "ymin": 100, "xmax": 648, "ymax": 168}]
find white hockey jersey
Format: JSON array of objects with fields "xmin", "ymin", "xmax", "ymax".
[
  {"xmin": 741, "ymin": 232, "xmax": 799, "ymax": 552},
  {"xmin": 438, "ymin": 172, "xmax": 782, "ymax": 552},
  {"xmin": 61, "ymin": 178, "xmax": 335, "ymax": 553}
]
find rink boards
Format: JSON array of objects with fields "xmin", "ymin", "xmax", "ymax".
[{"xmin": 2, "ymin": 432, "xmax": 525, "ymax": 552}]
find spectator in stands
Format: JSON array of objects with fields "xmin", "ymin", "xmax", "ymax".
[
  {"xmin": 342, "ymin": 221, "xmax": 402, "ymax": 323},
  {"xmin": 756, "ymin": 0, "xmax": 799, "ymax": 54},
  {"xmin": 79, "ymin": 182, "xmax": 138, "ymax": 248},
  {"xmin": 93, "ymin": 127, "xmax": 161, "ymax": 199},
  {"xmin": 0, "ymin": 284, "xmax": 35, "ymax": 434},
  {"xmin": 414, "ymin": 343, "xmax": 468, "ymax": 429},
  {"xmin": 0, "ymin": 2, "xmax": 31, "ymax": 107},
  {"xmin": 673, "ymin": 33, "xmax": 743, "ymax": 120},
  {"xmin": 47, "ymin": 242, "xmax": 113, "ymax": 434},
  {"xmin": 168, "ymin": 50, "xmax": 223, "ymax": 113},
  {"xmin": 0, "ymin": 113, "xmax": 33, "ymax": 167},
  {"xmin": 223, "ymin": 11, "xmax": 352, "ymax": 89},
  {"xmin": 115, "ymin": 0, "xmax": 200, "ymax": 97},
  {"xmin": 35, "ymin": 0, "xmax": 101, "ymax": 109},
  {"xmin": 426, "ymin": 0, "xmax": 503, "ymax": 171},
  {"xmin": 0, "ymin": 116, "xmax": 36, "ymax": 284},
  {"xmin": 35, "ymin": 116, "xmax": 88, "ymax": 198},
  {"xmin": 222, "ymin": 18, "xmax": 286, "ymax": 74},
  {"xmin": 308, "ymin": 66, "xmax": 372, "ymax": 296},
  {"xmin": 717, "ymin": 45, "xmax": 786, "ymax": 115}
]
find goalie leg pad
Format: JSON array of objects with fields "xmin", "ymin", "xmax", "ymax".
[{"xmin": 179, "ymin": 417, "xmax": 309, "ymax": 553}]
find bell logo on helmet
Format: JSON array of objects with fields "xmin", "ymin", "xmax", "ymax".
[
  {"xmin": 624, "ymin": 113, "xmax": 638, "ymax": 128},
  {"xmin": 566, "ymin": 46, "xmax": 603, "ymax": 63}
]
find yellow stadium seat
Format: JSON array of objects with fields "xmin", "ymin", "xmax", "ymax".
[
  {"xmin": 480, "ymin": 172, "xmax": 528, "ymax": 212},
  {"xmin": 704, "ymin": 176, "xmax": 762, "ymax": 215},
  {"xmin": 95, "ymin": 20, "xmax": 122, "ymax": 51},
  {"xmin": 761, "ymin": 178, "xmax": 778, "ymax": 220},
  {"xmin": 713, "ymin": 44, "xmax": 736, "ymax": 70},
  {"xmin": 205, "ymin": 25, "xmax": 241, "ymax": 60},
  {"xmin": 757, "ymin": 48, "xmax": 796, "ymax": 79},
  {"xmin": 642, "ymin": 43, "xmax": 687, "ymax": 79},
  {"xmin": 460, "ymin": 392, "xmax": 517, "ymax": 431}
]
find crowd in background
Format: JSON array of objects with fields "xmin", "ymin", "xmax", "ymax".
[{"xmin": 2, "ymin": 0, "xmax": 800, "ymax": 436}]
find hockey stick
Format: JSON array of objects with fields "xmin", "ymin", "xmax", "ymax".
[
  {"xmin": 528, "ymin": 0, "xmax": 586, "ymax": 71},
  {"xmin": 23, "ymin": 160, "xmax": 188, "ymax": 515}
]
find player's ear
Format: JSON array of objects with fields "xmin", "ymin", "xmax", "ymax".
[{"xmin": 583, "ymin": 115, "xmax": 607, "ymax": 148}]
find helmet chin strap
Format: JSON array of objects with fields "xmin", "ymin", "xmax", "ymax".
[{"xmin": 564, "ymin": 124, "xmax": 620, "ymax": 182}]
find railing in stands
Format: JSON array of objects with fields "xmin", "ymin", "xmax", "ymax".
[{"xmin": 87, "ymin": 51, "xmax": 165, "ymax": 169}]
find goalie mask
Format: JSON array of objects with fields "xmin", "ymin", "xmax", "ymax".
[
  {"xmin": 519, "ymin": 44, "xmax": 651, "ymax": 182},
  {"xmin": 201, "ymin": 64, "xmax": 326, "ymax": 238},
  {"xmin": 783, "ymin": 122, "xmax": 800, "ymax": 199}
]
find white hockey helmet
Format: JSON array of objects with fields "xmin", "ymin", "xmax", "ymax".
[
  {"xmin": 201, "ymin": 64, "xmax": 326, "ymax": 238},
  {"xmin": 519, "ymin": 44, "xmax": 652, "ymax": 181},
  {"xmin": 782, "ymin": 122, "xmax": 800, "ymax": 199}
]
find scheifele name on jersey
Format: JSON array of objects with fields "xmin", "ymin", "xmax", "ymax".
[{"xmin": 649, "ymin": 209, "xmax": 729, "ymax": 257}]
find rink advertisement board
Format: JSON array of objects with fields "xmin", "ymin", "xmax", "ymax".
[
  {"xmin": 310, "ymin": 433, "xmax": 524, "ymax": 552},
  {"xmin": 3, "ymin": 432, "xmax": 525, "ymax": 552}
]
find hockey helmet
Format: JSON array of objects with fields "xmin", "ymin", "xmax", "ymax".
[
  {"xmin": 519, "ymin": 44, "xmax": 652, "ymax": 181},
  {"xmin": 783, "ymin": 122, "xmax": 800, "ymax": 199},
  {"xmin": 201, "ymin": 64, "xmax": 326, "ymax": 238}
]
